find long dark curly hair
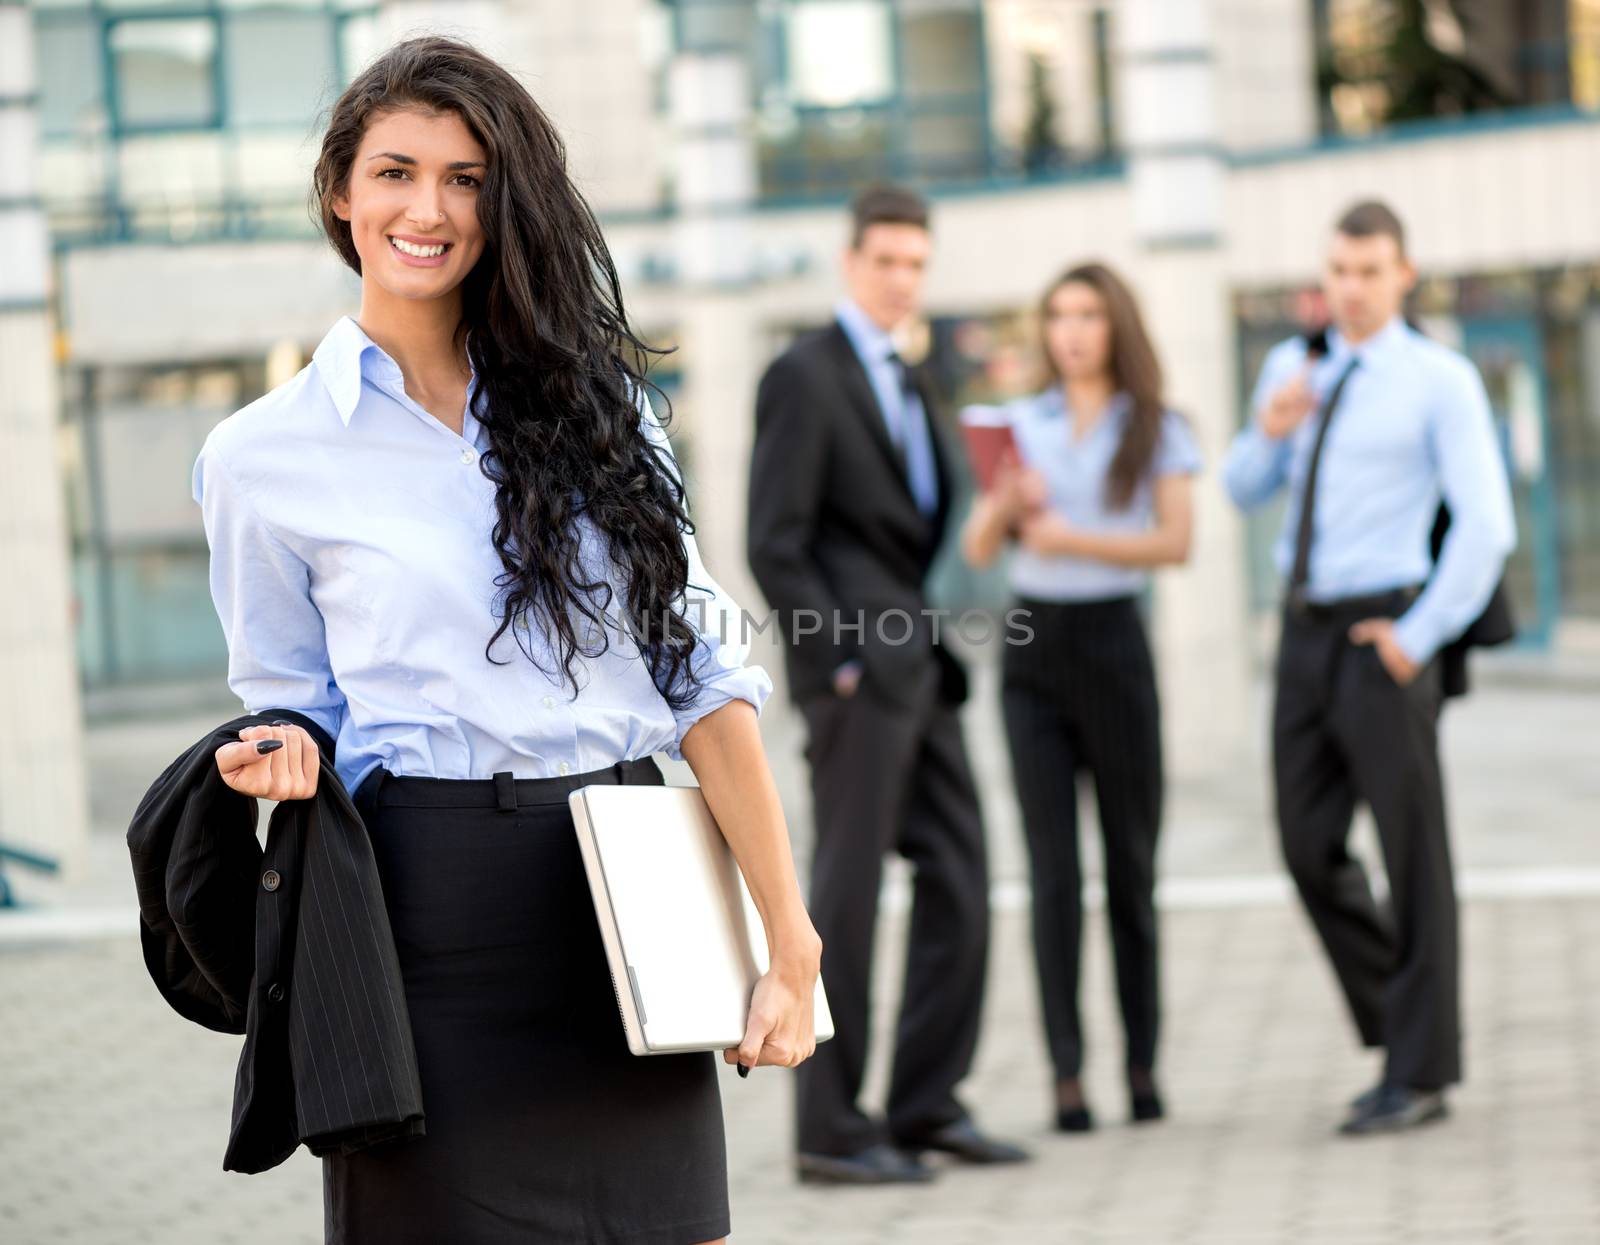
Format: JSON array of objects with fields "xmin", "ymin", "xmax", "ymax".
[{"xmin": 311, "ymin": 36, "xmax": 703, "ymax": 708}]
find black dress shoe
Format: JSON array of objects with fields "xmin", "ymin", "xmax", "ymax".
[
  {"xmin": 1130, "ymin": 1090, "xmax": 1165, "ymax": 1124},
  {"xmin": 1055, "ymin": 1105, "xmax": 1094, "ymax": 1133},
  {"xmin": 1339, "ymin": 1084, "xmax": 1448, "ymax": 1136},
  {"xmin": 1347, "ymin": 1082, "xmax": 1383, "ymax": 1115},
  {"xmin": 796, "ymin": 1143, "xmax": 936, "ymax": 1185},
  {"xmin": 899, "ymin": 1119, "xmax": 1032, "ymax": 1165}
]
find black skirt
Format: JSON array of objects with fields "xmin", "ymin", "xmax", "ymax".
[{"xmin": 323, "ymin": 758, "xmax": 730, "ymax": 1245}]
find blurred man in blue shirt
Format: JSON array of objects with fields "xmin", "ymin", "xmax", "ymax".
[{"xmin": 1224, "ymin": 201, "xmax": 1515, "ymax": 1135}]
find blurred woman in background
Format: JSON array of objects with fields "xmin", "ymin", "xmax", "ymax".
[{"xmin": 962, "ymin": 263, "xmax": 1199, "ymax": 1132}]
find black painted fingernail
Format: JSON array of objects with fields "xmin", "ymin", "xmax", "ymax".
[
  {"xmin": 737, "ymin": 1063, "xmax": 749, "ymax": 1079},
  {"xmin": 256, "ymin": 740, "xmax": 284, "ymax": 754}
]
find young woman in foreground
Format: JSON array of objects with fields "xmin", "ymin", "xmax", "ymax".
[
  {"xmin": 963, "ymin": 263, "xmax": 1198, "ymax": 1133},
  {"xmin": 197, "ymin": 36, "xmax": 819, "ymax": 1244}
]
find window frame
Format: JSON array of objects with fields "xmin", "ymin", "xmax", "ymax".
[{"xmin": 34, "ymin": 1, "xmax": 377, "ymax": 141}]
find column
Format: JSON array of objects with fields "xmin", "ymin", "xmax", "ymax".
[
  {"xmin": 0, "ymin": 1, "xmax": 91, "ymax": 884},
  {"xmin": 665, "ymin": 8, "xmax": 765, "ymax": 614},
  {"xmin": 1117, "ymin": 0, "xmax": 1253, "ymax": 778}
]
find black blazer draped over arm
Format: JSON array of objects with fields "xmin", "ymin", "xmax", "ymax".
[{"xmin": 127, "ymin": 709, "xmax": 424, "ymax": 1174}]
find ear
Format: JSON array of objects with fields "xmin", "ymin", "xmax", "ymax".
[{"xmin": 331, "ymin": 189, "xmax": 352, "ymax": 223}]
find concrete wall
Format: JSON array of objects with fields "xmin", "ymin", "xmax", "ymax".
[{"xmin": 1226, "ymin": 118, "xmax": 1600, "ymax": 285}]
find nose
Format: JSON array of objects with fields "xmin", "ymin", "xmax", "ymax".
[{"xmin": 406, "ymin": 185, "xmax": 446, "ymax": 228}]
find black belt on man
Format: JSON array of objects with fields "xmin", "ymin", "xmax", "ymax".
[{"xmin": 1285, "ymin": 583, "xmax": 1422, "ymax": 622}]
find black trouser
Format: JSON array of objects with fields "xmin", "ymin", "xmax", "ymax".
[
  {"xmin": 1001, "ymin": 595, "xmax": 1163, "ymax": 1081},
  {"xmin": 1273, "ymin": 588, "xmax": 1459, "ymax": 1090},
  {"xmin": 795, "ymin": 659, "xmax": 990, "ymax": 1157}
]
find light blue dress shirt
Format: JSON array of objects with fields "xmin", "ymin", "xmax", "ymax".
[
  {"xmin": 1222, "ymin": 316, "xmax": 1516, "ymax": 663},
  {"xmin": 193, "ymin": 314, "xmax": 772, "ymax": 796},
  {"xmin": 834, "ymin": 299, "xmax": 940, "ymax": 516},
  {"xmin": 1003, "ymin": 387, "xmax": 1202, "ymax": 602}
]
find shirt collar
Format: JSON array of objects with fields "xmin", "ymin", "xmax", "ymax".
[
  {"xmin": 1038, "ymin": 384, "xmax": 1132, "ymax": 422},
  {"xmin": 312, "ymin": 315, "xmax": 393, "ymax": 426},
  {"xmin": 312, "ymin": 314, "xmax": 480, "ymax": 429},
  {"xmin": 1326, "ymin": 315, "xmax": 1408, "ymax": 368},
  {"xmin": 834, "ymin": 298, "xmax": 900, "ymax": 365}
]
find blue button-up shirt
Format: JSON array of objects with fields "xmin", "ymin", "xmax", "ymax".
[
  {"xmin": 193, "ymin": 314, "xmax": 772, "ymax": 796},
  {"xmin": 1003, "ymin": 387, "xmax": 1202, "ymax": 602},
  {"xmin": 834, "ymin": 299, "xmax": 940, "ymax": 515},
  {"xmin": 1223, "ymin": 316, "xmax": 1516, "ymax": 663}
]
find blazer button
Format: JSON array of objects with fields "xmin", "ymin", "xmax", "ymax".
[
  {"xmin": 266, "ymin": 983, "xmax": 285, "ymax": 1004},
  {"xmin": 261, "ymin": 869, "xmax": 282, "ymax": 892}
]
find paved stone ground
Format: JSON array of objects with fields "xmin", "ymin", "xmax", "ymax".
[
  {"xmin": 5, "ymin": 898, "xmax": 1600, "ymax": 1244},
  {"xmin": 1, "ymin": 653, "xmax": 1597, "ymax": 1243}
]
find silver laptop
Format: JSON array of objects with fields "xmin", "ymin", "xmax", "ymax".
[{"xmin": 569, "ymin": 783, "xmax": 836, "ymax": 1057}]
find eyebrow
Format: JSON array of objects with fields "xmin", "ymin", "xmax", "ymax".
[{"xmin": 367, "ymin": 152, "xmax": 486, "ymax": 171}]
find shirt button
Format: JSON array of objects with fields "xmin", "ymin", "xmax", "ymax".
[
  {"xmin": 557, "ymin": 761, "xmax": 571, "ymax": 776},
  {"xmin": 542, "ymin": 695, "xmax": 556, "ymax": 710},
  {"xmin": 459, "ymin": 447, "xmax": 475, "ymax": 465},
  {"xmin": 261, "ymin": 869, "xmax": 281, "ymax": 892},
  {"xmin": 266, "ymin": 982, "xmax": 285, "ymax": 1004}
]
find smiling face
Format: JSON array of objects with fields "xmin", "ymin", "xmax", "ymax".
[
  {"xmin": 1043, "ymin": 280, "xmax": 1112, "ymax": 383},
  {"xmin": 331, "ymin": 107, "xmax": 488, "ymax": 305}
]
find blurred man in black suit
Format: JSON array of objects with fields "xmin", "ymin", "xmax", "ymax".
[{"xmin": 748, "ymin": 186, "xmax": 1027, "ymax": 1184}]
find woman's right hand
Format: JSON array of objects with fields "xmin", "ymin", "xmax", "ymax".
[
  {"xmin": 215, "ymin": 722, "xmax": 320, "ymax": 800},
  {"xmin": 991, "ymin": 454, "xmax": 1026, "ymax": 516}
]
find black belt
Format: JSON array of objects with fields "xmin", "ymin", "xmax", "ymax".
[
  {"xmin": 1285, "ymin": 583, "xmax": 1422, "ymax": 622},
  {"xmin": 362, "ymin": 756, "xmax": 663, "ymax": 811}
]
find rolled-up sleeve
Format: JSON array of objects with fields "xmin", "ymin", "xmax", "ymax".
[
  {"xmin": 635, "ymin": 387, "xmax": 774, "ymax": 759},
  {"xmin": 193, "ymin": 437, "xmax": 347, "ymax": 743}
]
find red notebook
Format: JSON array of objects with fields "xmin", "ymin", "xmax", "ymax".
[{"xmin": 958, "ymin": 405, "xmax": 1020, "ymax": 492}]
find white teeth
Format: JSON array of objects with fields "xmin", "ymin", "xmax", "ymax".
[{"xmin": 390, "ymin": 237, "xmax": 446, "ymax": 258}]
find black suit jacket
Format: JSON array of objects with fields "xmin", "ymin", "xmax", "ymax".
[
  {"xmin": 128, "ymin": 709, "xmax": 424, "ymax": 1174},
  {"xmin": 1430, "ymin": 505, "xmax": 1516, "ymax": 698},
  {"xmin": 747, "ymin": 321, "xmax": 967, "ymax": 708}
]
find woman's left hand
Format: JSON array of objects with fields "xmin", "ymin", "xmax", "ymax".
[
  {"xmin": 725, "ymin": 944, "xmax": 820, "ymax": 1074},
  {"xmin": 1019, "ymin": 510, "xmax": 1077, "ymax": 555}
]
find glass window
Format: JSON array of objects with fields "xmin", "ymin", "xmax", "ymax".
[
  {"xmin": 759, "ymin": 107, "xmax": 892, "ymax": 198},
  {"xmin": 223, "ymin": 10, "xmax": 337, "ymax": 126},
  {"xmin": 786, "ymin": 1, "xmax": 893, "ymax": 107},
  {"xmin": 109, "ymin": 18, "xmax": 219, "ymax": 130},
  {"xmin": 1318, "ymin": 0, "xmax": 1590, "ymax": 135},
  {"xmin": 900, "ymin": 9, "xmax": 983, "ymax": 102},
  {"xmin": 675, "ymin": 0, "xmax": 757, "ymax": 53},
  {"xmin": 904, "ymin": 110, "xmax": 986, "ymax": 179},
  {"xmin": 338, "ymin": 12, "xmax": 381, "ymax": 83},
  {"xmin": 34, "ymin": 14, "xmax": 105, "ymax": 139},
  {"xmin": 1573, "ymin": 0, "xmax": 1600, "ymax": 109},
  {"xmin": 70, "ymin": 358, "xmax": 266, "ymax": 686}
]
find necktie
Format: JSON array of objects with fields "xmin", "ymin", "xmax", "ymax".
[
  {"xmin": 1288, "ymin": 356, "xmax": 1360, "ymax": 607},
  {"xmin": 886, "ymin": 352, "xmax": 940, "ymax": 517}
]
